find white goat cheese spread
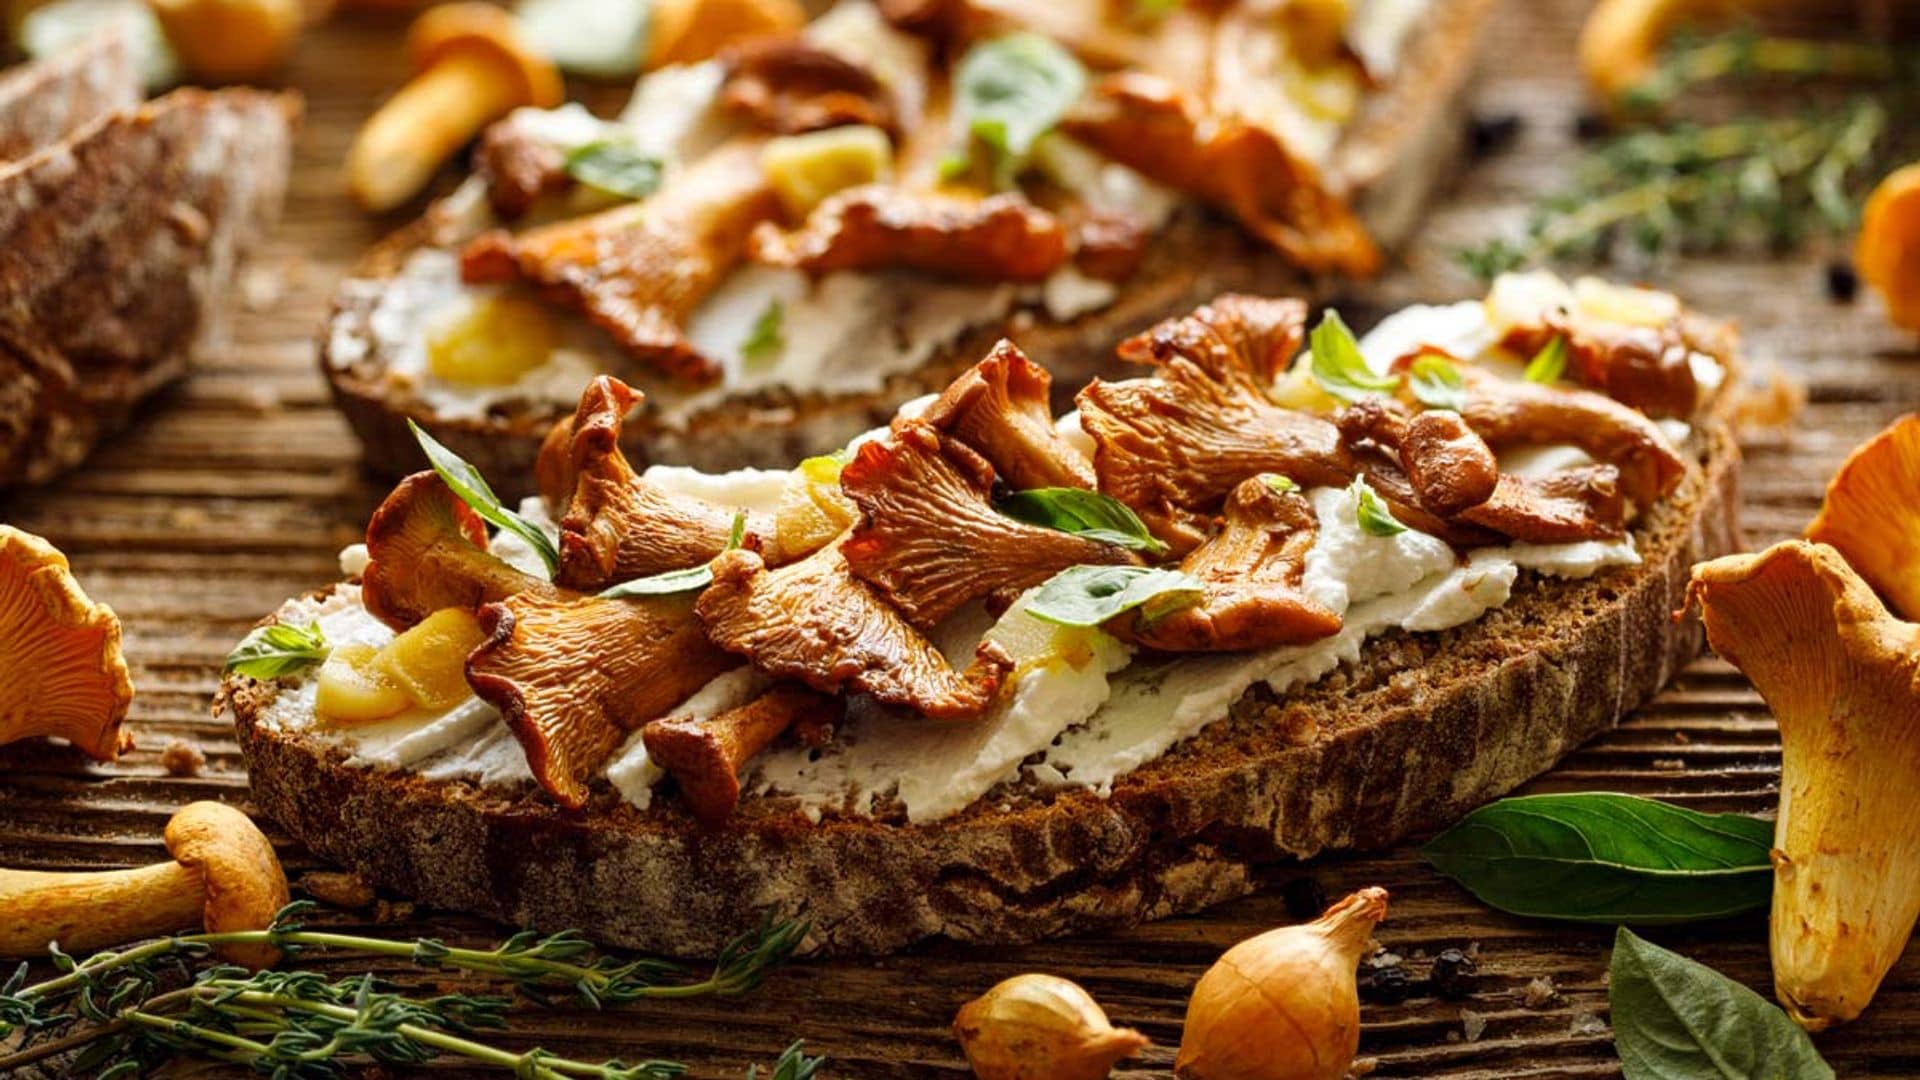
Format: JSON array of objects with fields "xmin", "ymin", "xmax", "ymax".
[{"xmin": 272, "ymin": 296, "xmax": 1678, "ymax": 825}]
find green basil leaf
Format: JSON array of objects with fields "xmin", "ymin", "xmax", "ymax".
[
  {"xmin": 1310, "ymin": 310, "xmax": 1398, "ymax": 402},
  {"xmin": 1611, "ymin": 927, "xmax": 1833, "ymax": 1080},
  {"xmin": 1422, "ymin": 793, "xmax": 1774, "ymax": 924},
  {"xmin": 951, "ymin": 33, "xmax": 1088, "ymax": 187},
  {"xmin": 996, "ymin": 488, "xmax": 1167, "ymax": 555},
  {"xmin": 225, "ymin": 621, "xmax": 330, "ymax": 679},
  {"xmin": 1350, "ymin": 476, "xmax": 1406, "ymax": 537},
  {"xmin": 741, "ymin": 299, "xmax": 785, "ymax": 369},
  {"xmin": 1026, "ymin": 565, "xmax": 1202, "ymax": 628},
  {"xmin": 1524, "ymin": 335, "xmax": 1569, "ymax": 384},
  {"xmin": 1408, "ymin": 353, "xmax": 1467, "ymax": 412},
  {"xmin": 1261, "ymin": 473, "xmax": 1299, "ymax": 495},
  {"xmin": 599, "ymin": 512, "xmax": 747, "ymax": 599},
  {"xmin": 409, "ymin": 420, "xmax": 559, "ymax": 577},
  {"xmin": 564, "ymin": 139, "xmax": 665, "ymax": 200}
]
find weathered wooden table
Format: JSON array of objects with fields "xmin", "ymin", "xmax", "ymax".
[{"xmin": 4, "ymin": 1, "xmax": 1919, "ymax": 1076}]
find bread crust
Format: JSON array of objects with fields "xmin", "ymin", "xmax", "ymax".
[
  {"xmin": 226, "ymin": 414, "xmax": 1739, "ymax": 957},
  {"xmin": 318, "ymin": 0, "xmax": 1496, "ymax": 494}
]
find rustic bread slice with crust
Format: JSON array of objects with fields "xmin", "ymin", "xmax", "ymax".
[
  {"xmin": 0, "ymin": 84, "xmax": 296, "ymax": 487},
  {"xmin": 321, "ymin": 0, "xmax": 1495, "ymax": 495},
  {"xmin": 224, "ymin": 396, "xmax": 1740, "ymax": 958}
]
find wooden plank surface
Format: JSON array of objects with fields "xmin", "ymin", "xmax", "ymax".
[{"xmin": 4, "ymin": 1, "xmax": 1920, "ymax": 1076}]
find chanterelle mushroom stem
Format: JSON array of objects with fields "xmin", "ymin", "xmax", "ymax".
[{"xmin": 0, "ymin": 801, "xmax": 290, "ymax": 967}]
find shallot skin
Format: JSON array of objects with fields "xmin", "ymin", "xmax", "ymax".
[
  {"xmin": 953, "ymin": 972, "xmax": 1150, "ymax": 1080},
  {"xmin": 1176, "ymin": 886, "xmax": 1390, "ymax": 1080}
]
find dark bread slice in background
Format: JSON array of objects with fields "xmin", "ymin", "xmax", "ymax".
[
  {"xmin": 225, "ymin": 406, "xmax": 1740, "ymax": 958},
  {"xmin": 321, "ymin": 0, "xmax": 1496, "ymax": 496},
  {"xmin": 0, "ymin": 84, "xmax": 297, "ymax": 487}
]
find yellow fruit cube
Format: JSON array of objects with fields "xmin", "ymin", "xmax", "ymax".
[
  {"xmin": 315, "ymin": 644, "xmax": 412, "ymax": 726},
  {"xmin": 427, "ymin": 293, "xmax": 558, "ymax": 387},
  {"xmin": 762, "ymin": 126, "xmax": 892, "ymax": 220},
  {"xmin": 774, "ymin": 455, "xmax": 858, "ymax": 558},
  {"xmin": 1573, "ymin": 276, "xmax": 1680, "ymax": 329},
  {"xmin": 375, "ymin": 607, "xmax": 488, "ymax": 711}
]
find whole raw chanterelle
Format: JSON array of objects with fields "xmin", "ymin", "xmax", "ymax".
[{"xmin": 0, "ymin": 525, "xmax": 134, "ymax": 761}]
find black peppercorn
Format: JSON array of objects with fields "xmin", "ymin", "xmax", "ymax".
[
  {"xmin": 1281, "ymin": 876, "xmax": 1327, "ymax": 921},
  {"xmin": 1431, "ymin": 948, "xmax": 1477, "ymax": 1000},
  {"xmin": 1573, "ymin": 112, "xmax": 1611, "ymax": 141},
  {"xmin": 1827, "ymin": 259, "xmax": 1859, "ymax": 303},
  {"xmin": 1362, "ymin": 963, "xmax": 1412, "ymax": 1005},
  {"xmin": 1469, "ymin": 112, "xmax": 1524, "ymax": 158}
]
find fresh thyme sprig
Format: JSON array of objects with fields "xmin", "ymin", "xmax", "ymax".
[
  {"xmin": 0, "ymin": 903, "xmax": 812, "ymax": 1078},
  {"xmin": 1458, "ymin": 28, "xmax": 1918, "ymax": 281}
]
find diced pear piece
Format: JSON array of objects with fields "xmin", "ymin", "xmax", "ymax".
[
  {"xmin": 427, "ymin": 293, "xmax": 557, "ymax": 387},
  {"xmin": 774, "ymin": 454, "xmax": 858, "ymax": 559},
  {"xmin": 315, "ymin": 644, "xmax": 412, "ymax": 726},
  {"xmin": 375, "ymin": 607, "xmax": 488, "ymax": 711},
  {"xmin": 762, "ymin": 125, "xmax": 891, "ymax": 220},
  {"xmin": 1484, "ymin": 269, "xmax": 1575, "ymax": 337},
  {"xmin": 1573, "ymin": 276, "xmax": 1680, "ymax": 328}
]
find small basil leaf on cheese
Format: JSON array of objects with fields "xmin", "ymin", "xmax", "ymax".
[
  {"xmin": 1310, "ymin": 310, "xmax": 1397, "ymax": 402},
  {"xmin": 409, "ymin": 419, "xmax": 560, "ymax": 577},
  {"xmin": 1350, "ymin": 476, "xmax": 1407, "ymax": 537},
  {"xmin": 599, "ymin": 512, "xmax": 747, "ymax": 599},
  {"xmin": 1524, "ymin": 335, "xmax": 1570, "ymax": 384},
  {"xmin": 741, "ymin": 299, "xmax": 786, "ymax": 369},
  {"xmin": 564, "ymin": 139, "xmax": 665, "ymax": 200},
  {"xmin": 1408, "ymin": 353, "xmax": 1467, "ymax": 412},
  {"xmin": 947, "ymin": 33, "xmax": 1088, "ymax": 188},
  {"xmin": 226, "ymin": 621, "xmax": 330, "ymax": 679},
  {"xmin": 1027, "ymin": 565, "xmax": 1203, "ymax": 628},
  {"xmin": 1261, "ymin": 473, "xmax": 1300, "ymax": 495},
  {"xmin": 995, "ymin": 488, "xmax": 1167, "ymax": 555}
]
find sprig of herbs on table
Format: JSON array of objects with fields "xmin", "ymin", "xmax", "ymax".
[
  {"xmin": 1460, "ymin": 27, "xmax": 1920, "ymax": 280},
  {"xmin": 0, "ymin": 901, "xmax": 815, "ymax": 1078}
]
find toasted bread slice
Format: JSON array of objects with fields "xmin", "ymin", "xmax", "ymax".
[
  {"xmin": 231, "ymin": 295, "xmax": 1743, "ymax": 958},
  {"xmin": 0, "ymin": 83, "xmax": 296, "ymax": 487},
  {"xmin": 0, "ymin": 30, "xmax": 139, "ymax": 163},
  {"xmin": 321, "ymin": 0, "xmax": 1494, "ymax": 495}
]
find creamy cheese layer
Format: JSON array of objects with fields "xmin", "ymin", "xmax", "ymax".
[{"xmin": 274, "ymin": 294, "xmax": 1695, "ymax": 825}]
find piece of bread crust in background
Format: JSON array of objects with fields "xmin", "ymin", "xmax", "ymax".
[{"xmin": 0, "ymin": 85, "xmax": 297, "ymax": 488}]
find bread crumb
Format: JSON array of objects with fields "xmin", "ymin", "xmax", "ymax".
[
  {"xmin": 241, "ymin": 265, "xmax": 285, "ymax": 311},
  {"xmin": 1568, "ymin": 1010, "xmax": 1610, "ymax": 1036},
  {"xmin": 375, "ymin": 899, "xmax": 416, "ymax": 923},
  {"xmin": 241, "ymin": 384, "xmax": 281, "ymax": 415},
  {"xmin": 1734, "ymin": 365, "xmax": 1807, "ymax": 431},
  {"xmin": 1460, "ymin": 1008, "xmax": 1487, "ymax": 1042},
  {"xmin": 1651, "ymin": 757, "xmax": 1686, "ymax": 771},
  {"xmin": 159, "ymin": 738, "xmax": 205, "ymax": 777},
  {"xmin": 301, "ymin": 870, "xmax": 376, "ymax": 909},
  {"xmin": 1521, "ymin": 975, "xmax": 1560, "ymax": 1008},
  {"xmin": 1672, "ymin": 730, "xmax": 1691, "ymax": 745},
  {"xmin": 1349, "ymin": 1057, "xmax": 1379, "ymax": 1076}
]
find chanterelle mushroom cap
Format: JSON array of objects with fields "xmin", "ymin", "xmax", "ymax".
[
  {"xmin": 840, "ymin": 421, "xmax": 1136, "ymax": 629},
  {"xmin": 1455, "ymin": 365, "xmax": 1684, "ymax": 506},
  {"xmin": 914, "ymin": 339, "xmax": 1095, "ymax": 491},
  {"xmin": 0, "ymin": 526, "xmax": 134, "ymax": 761},
  {"xmin": 408, "ymin": 2, "xmax": 562, "ymax": 111},
  {"xmin": 468, "ymin": 590, "xmax": 737, "ymax": 809},
  {"xmin": 164, "ymin": 801, "xmax": 290, "ymax": 969},
  {"xmin": 551, "ymin": 376, "xmax": 780, "ymax": 591},
  {"xmin": 1114, "ymin": 475, "xmax": 1342, "ymax": 653},
  {"xmin": 1806, "ymin": 413, "xmax": 1920, "ymax": 621},
  {"xmin": 362, "ymin": 471, "xmax": 558, "ymax": 631},
  {"xmin": 749, "ymin": 185, "xmax": 1070, "ymax": 281}
]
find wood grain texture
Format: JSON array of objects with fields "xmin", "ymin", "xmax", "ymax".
[{"xmin": 3, "ymin": 1, "xmax": 1920, "ymax": 1076}]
